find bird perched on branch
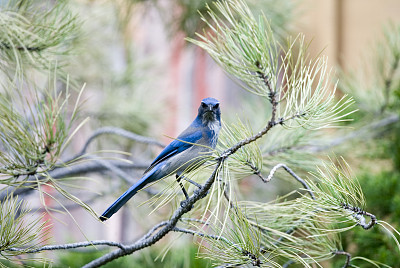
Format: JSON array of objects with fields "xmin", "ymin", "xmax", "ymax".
[{"xmin": 100, "ymin": 97, "xmax": 221, "ymax": 221}]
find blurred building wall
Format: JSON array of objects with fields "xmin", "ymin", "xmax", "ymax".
[{"xmin": 297, "ymin": 0, "xmax": 400, "ymax": 71}]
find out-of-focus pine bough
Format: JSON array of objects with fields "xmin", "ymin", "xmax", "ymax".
[{"xmin": 0, "ymin": 1, "xmax": 80, "ymax": 81}]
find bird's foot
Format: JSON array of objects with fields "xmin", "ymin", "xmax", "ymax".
[{"xmin": 177, "ymin": 174, "xmax": 203, "ymax": 189}]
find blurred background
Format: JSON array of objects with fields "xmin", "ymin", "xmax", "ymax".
[{"xmin": 3, "ymin": 0, "xmax": 400, "ymax": 267}]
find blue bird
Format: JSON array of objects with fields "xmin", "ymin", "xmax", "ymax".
[{"xmin": 100, "ymin": 97, "xmax": 221, "ymax": 221}]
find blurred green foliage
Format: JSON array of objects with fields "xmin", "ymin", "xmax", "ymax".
[{"xmin": 389, "ymin": 124, "xmax": 400, "ymax": 171}]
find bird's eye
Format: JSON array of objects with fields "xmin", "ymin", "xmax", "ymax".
[
  {"xmin": 201, "ymin": 102, "xmax": 207, "ymax": 108},
  {"xmin": 214, "ymin": 103, "xmax": 219, "ymax": 109}
]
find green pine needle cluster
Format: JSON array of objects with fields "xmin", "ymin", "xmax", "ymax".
[
  {"xmin": 0, "ymin": 77, "xmax": 85, "ymax": 181},
  {"xmin": 0, "ymin": 195, "xmax": 48, "ymax": 264}
]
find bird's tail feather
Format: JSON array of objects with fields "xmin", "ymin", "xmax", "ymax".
[{"xmin": 99, "ymin": 171, "xmax": 154, "ymax": 221}]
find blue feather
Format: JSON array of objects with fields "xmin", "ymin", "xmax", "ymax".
[{"xmin": 144, "ymin": 130, "xmax": 202, "ymax": 174}]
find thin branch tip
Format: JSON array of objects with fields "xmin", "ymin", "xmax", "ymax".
[{"xmin": 341, "ymin": 203, "xmax": 377, "ymax": 230}]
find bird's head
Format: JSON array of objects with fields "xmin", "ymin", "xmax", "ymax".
[{"xmin": 198, "ymin": 97, "xmax": 221, "ymax": 124}]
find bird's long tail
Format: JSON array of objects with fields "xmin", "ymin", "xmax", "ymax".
[{"xmin": 99, "ymin": 170, "xmax": 156, "ymax": 221}]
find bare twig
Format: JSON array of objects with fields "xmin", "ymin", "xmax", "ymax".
[
  {"xmin": 51, "ymin": 160, "xmax": 148, "ymax": 179},
  {"xmin": 139, "ymin": 221, "xmax": 169, "ymax": 241},
  {"xmin": 341, "ymin": 203, "xmax": 377, "ymax": 230},
  {"xmin": 333, "ymin": 250, "xmax": 352, "ymax": 268},
  {"xmin": 89, "ymin": 157, "xmax": 137, "ymax": 185},
  {"xmin": 87, "ymin": 157, "xmax": 159, "ymax": 196},
  {"xmin": 260, "ymin": 114, "xmax": 399, "ymax": 159},
  {"xmin": 264, "ymin": 163, "xmax": 315, "ymax": 200},
  {"xmin": 81, "ymin": 126, "xmax": 165, "ymax": 151},
  {"xmin": 256, "ymin": 164, "xmax": 317, "ymax": 247},
  {"xmin": 262, "ymin": 146, "xmax": 293, "ymax": 158},
  {"xmin": 64, "ymin": 126, "xmax": 165, "ymax": 163}
]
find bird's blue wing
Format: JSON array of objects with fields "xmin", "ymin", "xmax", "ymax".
[{"xmin": 144, "ymin": 130, "xmax": 202, "ymax": 174}]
